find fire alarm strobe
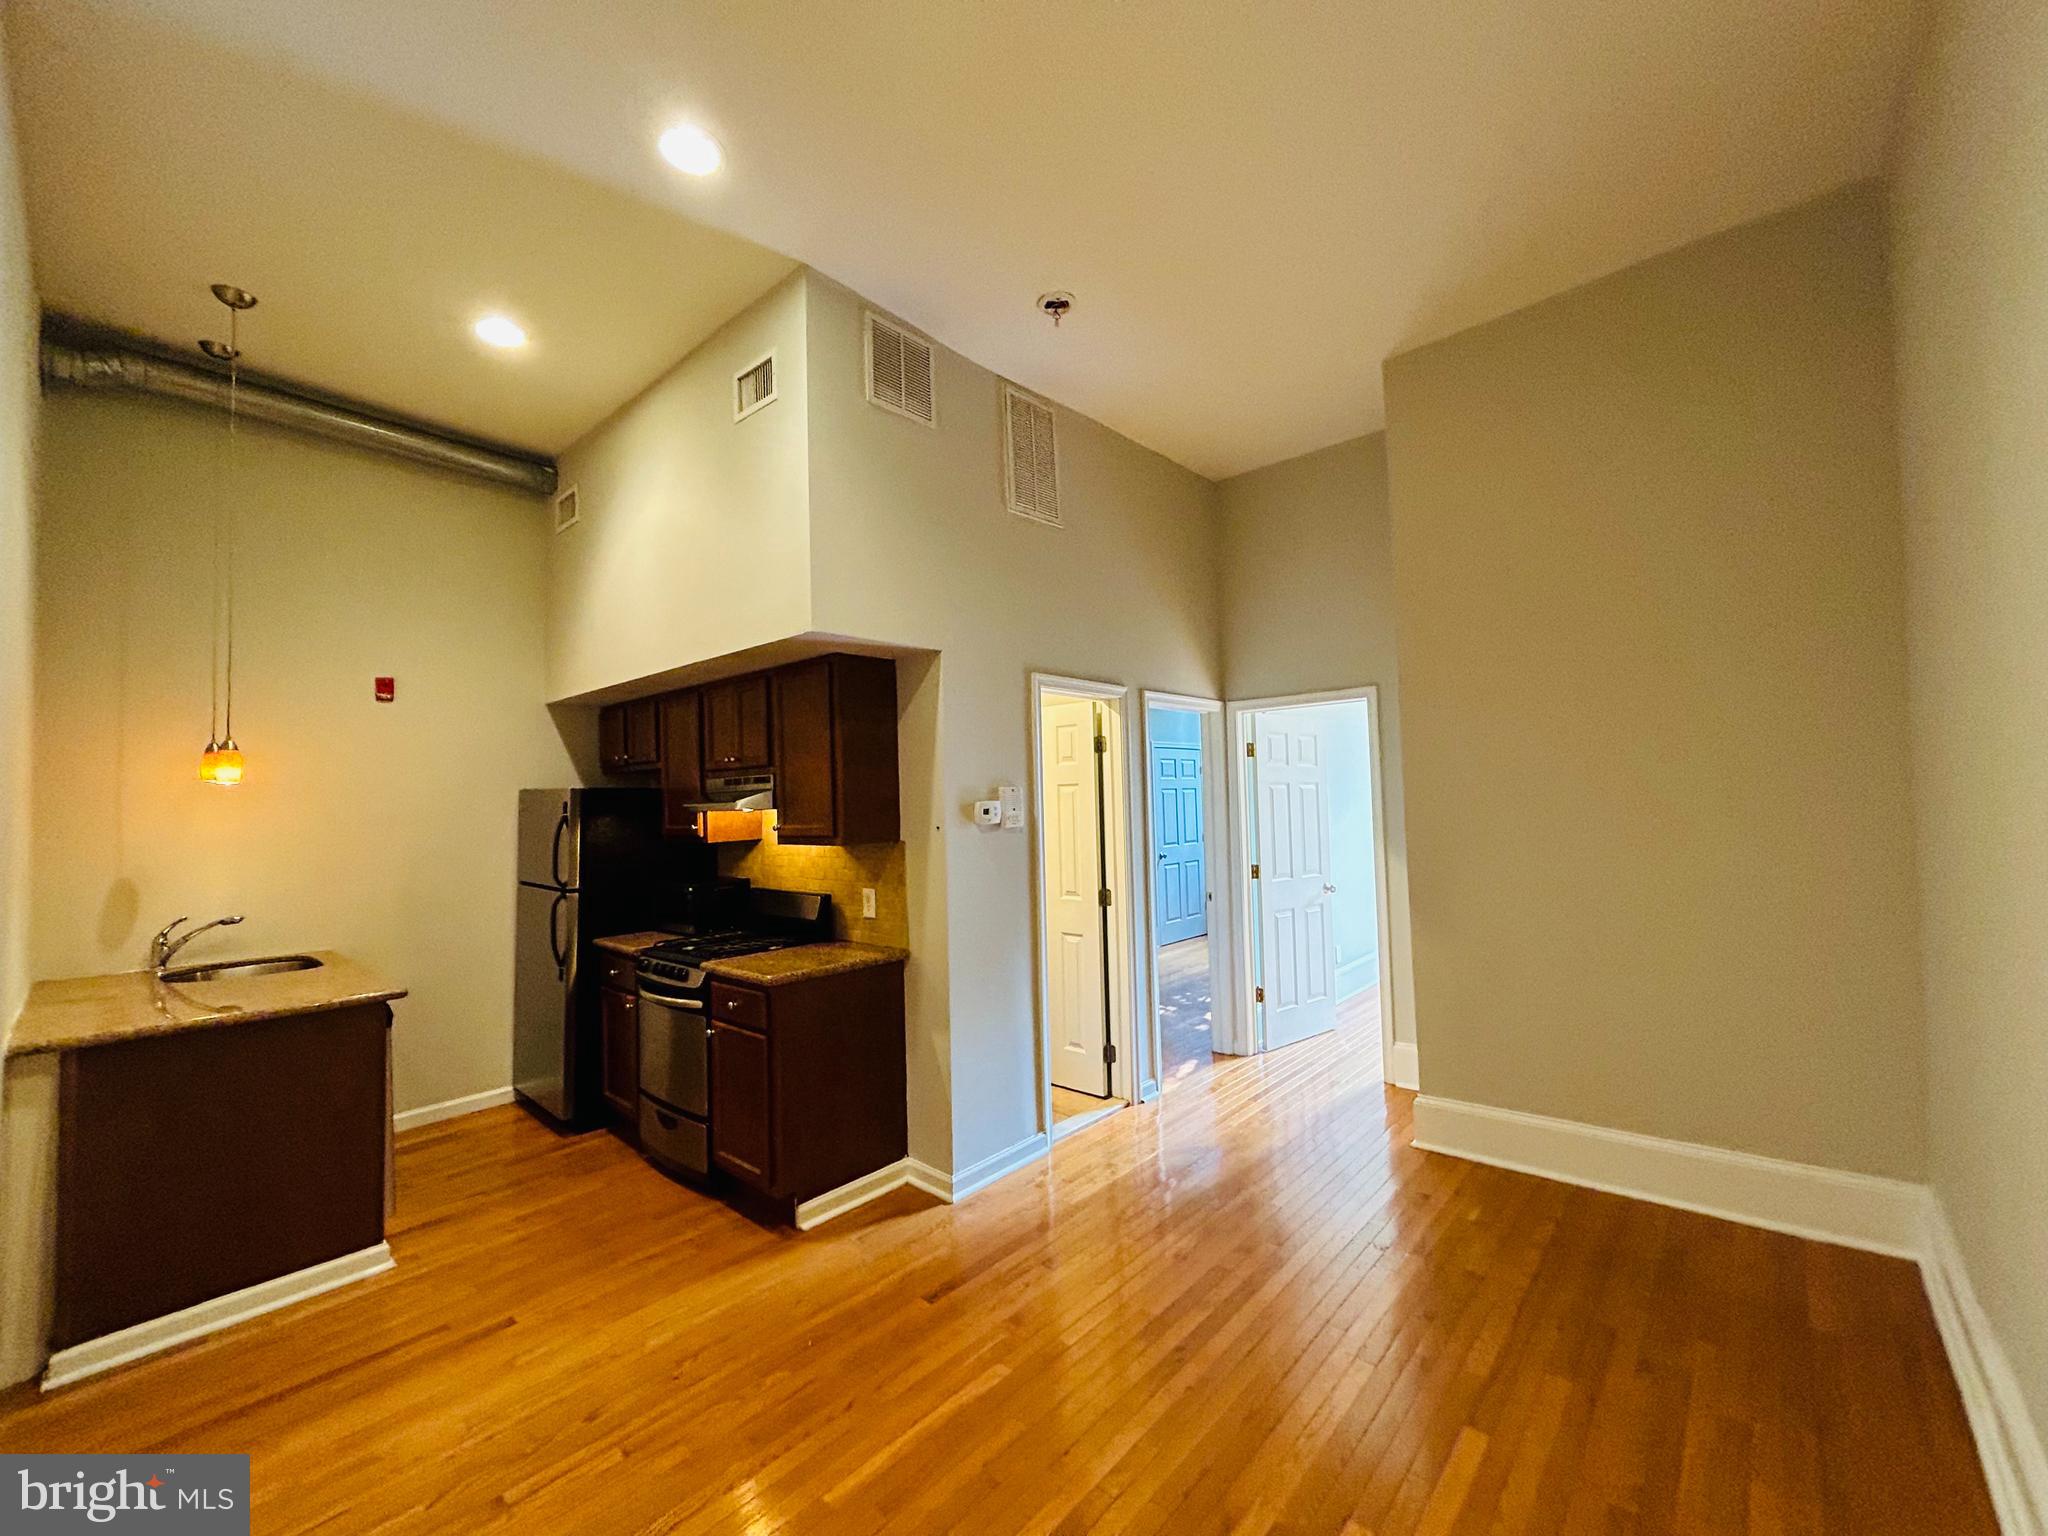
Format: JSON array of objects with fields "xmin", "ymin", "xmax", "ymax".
[{"xmin": 374, "ymin": 677, "xmax": 395, "ymax": 702}]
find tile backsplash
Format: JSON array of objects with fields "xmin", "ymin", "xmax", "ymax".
[{"xmin": 716, "ymin": 813, "xmax": 909, "ymax": 950}]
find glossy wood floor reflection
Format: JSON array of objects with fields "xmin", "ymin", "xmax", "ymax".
[{"xmin": 0, "ymin": 1015, "xmax": 1995, "ymax": 1535}]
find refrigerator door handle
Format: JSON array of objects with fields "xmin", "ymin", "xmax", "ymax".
[
  {"xmin": 549, "ymin": 892, "xmax": 569, "ymax": 977},
  {"xmin": 550, "ymin": 810, "xmax": 570, "ymax": 889}
]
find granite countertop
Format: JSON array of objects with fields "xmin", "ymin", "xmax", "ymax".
[
  {"xmin": 701, "ymin": 942, "xmax": 909, "ymax": 988},
  {"xmin": 7, "ymin": 951, "xmax": 407, "ymax": 1057},
  {"xmin": 592, "ymin": 932, "xmax": 675, "ymax": 959},
  {"xmin": 592, "ymin": 932, "xmax": 908, "ymax": 986}
]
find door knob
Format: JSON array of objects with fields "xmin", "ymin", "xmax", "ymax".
[{"xmin": 1323, "ymin": 883, "xmax": 1337, "ymax": 894}]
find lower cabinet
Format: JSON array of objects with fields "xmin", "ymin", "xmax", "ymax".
[
  {"xmin": 53, "ymin": 1003, "xmax": 389, "ymax": 1351},
  {"xmin": 704, "ymin": 964, "xmax": 906, "ymax": 1207},
  {"xmin": 709, "ymin": 1017, "xmax": 773, "ymax": 1185},
  {"xmin": 599, "ymin": 984, "xmax": 638, "ymax": 1125}
]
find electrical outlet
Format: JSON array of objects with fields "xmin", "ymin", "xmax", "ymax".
[{"xmin": 861, "ymin": 887, "xmax": 877, "ymax": 920}]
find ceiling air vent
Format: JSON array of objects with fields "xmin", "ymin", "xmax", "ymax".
[
  {"xmin": 865, "ymin": 311, "xmax": 936, "ymax": 425},
  {"xmin": 553, "ymin": 484, "xmax": 580, "ymax": 533},
  {"xmin": 734, "ymin": 351, "xmax": 777, "ymax": 421},
  {"xmin": 1003, "ymin": 384, "xmax": 1060, "ymax": 526}
]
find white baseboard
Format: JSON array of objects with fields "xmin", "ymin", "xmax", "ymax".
[
  {"xmin": 393, "ymin": 1086, "xmax": 515, "ymax": 1133},
  {"xmin": 42, "ymin": 1243, "xmax": 394, "ymax": 1391},
  {"xmin": 1921, "ymin": 1195, "xmax": 2048, "ymax": 1536},
  {"xmin": 903, "ymin": 1159, "xmax": 952, "ymax": 1202},
  {"xmin": 1337, "ymin": 954, "xmax": 1379, "ymax": 998},
  {"xmin": 1410, "ymin": 1095, "xmax": 1923, "ymax": 1257},
  {"xmin": 1386, "ymin": 1039, "xmax": 1419, "ymax": 1091},
  {"xmin": 794, "ymin": 1157, "xmax": 950, "ymax": 1230},
  {"xmin": 1050, "ymin": 1101, "xmax": 1121, "ymax": 1143},
  {"xmin": 952, "ymin": 1130, "xmax": 1049, "ymax": 1201}
]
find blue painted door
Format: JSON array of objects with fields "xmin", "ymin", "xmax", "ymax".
[{"xmin": 1150, "ymin": 711, "xmax": 1207, "ymax": 945}]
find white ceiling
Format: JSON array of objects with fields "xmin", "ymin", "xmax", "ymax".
[
  {"xmin": 6, "ymin": 1, "xmax": 795, "ymax": 455},
  {"xmin": 14, "ymin": 0, "xmax": 1926, "ymax": 478}
]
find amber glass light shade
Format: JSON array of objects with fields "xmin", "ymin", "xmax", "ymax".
[{"xmin": 198, "ymin": 742, "xmax": 245, "ymax": 786}]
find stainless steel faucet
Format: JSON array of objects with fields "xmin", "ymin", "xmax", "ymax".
[{"xmin": 151, "ymin": 914, "xmax": 245, "ymax": 973}]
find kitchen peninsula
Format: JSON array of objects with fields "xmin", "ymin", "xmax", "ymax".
[{"xmin": 7, "ymin": 951, "xmax": 404, "ymax": 1388}]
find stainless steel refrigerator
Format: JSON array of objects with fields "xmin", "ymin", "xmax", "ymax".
[{"xmin": 513, "ymin": 788, "xmax": 708, "ymax": 1128}]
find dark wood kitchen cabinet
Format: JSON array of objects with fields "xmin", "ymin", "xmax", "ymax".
[
  {"xmin": 708, "ymin": 1016, "xmax": 773, "ymax": 1184},
  {"xmin": 771, "ymin": 655, "xmax": 900, "ymax": 845},
  {"xmin": 705, "ymin": 964, "xmax": 905, "ymax": 1207},
  {"xmin": 598, "ymin": 982, "xmax": 639, "ymax": 1125},
  {"xmin": 658, "ymin": 690, "xmax": 704, "ymax": 836},
  {"xmin": 702, "ymin": 675, "xmax": 772, "ymax": 772},
  {"xmin": 53, "ymin": 1002, "xmax": 390, "ymax": 1351},
  {"xmin": 598, "ymin": 698, "xmax": 662, "ymax": 774}
]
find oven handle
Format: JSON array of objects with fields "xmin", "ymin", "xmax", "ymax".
[{"xmin": 637, "ymin": 984, "xmax": 705, "ymax": 1011}]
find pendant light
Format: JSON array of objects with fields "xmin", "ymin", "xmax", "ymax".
[{"xmin": 197, "ymin": 283, "xmax": 254, "ymax": 786}]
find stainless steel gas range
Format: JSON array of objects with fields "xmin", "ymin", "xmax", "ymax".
[{"xmin": 633, "ymin": 888, "xmax": 831, "ymax": 1179}]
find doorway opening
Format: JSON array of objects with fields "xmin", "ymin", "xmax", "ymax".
[
  {"xmin": 1228, "ymin": 689, "xmax": 1395, "ymax": 1079},
  {"xmin": 1031, "ymin": 675, "xmax": 1139, "ymax": 1142},
  {"xmin": 1140, "ymin": 693, "xmax": 1235, "ymax": 1091}
]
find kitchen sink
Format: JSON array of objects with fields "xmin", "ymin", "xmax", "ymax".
[{"xmin": 157, "ymin": 954, "xmax": 323, "ymax": 984}]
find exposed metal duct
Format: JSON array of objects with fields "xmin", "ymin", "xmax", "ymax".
[{"xmin": 41, "ymin": 339, "xmax": 557, "ymax": 496}]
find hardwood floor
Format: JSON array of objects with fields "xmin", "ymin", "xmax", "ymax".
[
  {"xmin": 1158, "ymin": 933, "xmax": 1216, "ymax": 1084},
  {"xmin": 0, "ymin": 1012, "xmax": 1994, "ymax": 1534},
  {"xmin": 1050, "ymin": 1083, "xmax": 1122, "ymax": 1124}
]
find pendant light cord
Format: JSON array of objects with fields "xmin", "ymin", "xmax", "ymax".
[
  {"xmin": 209, "ymin": 415, "xmax": 221, "ymax": 746},
  {"xmin": 224, "ymin": 302, "xmax": 238, "ymax": 742}
]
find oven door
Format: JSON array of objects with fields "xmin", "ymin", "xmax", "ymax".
[{"xmin": 637, "ymin": 978, "xmax": 709, "ymax": 1120}]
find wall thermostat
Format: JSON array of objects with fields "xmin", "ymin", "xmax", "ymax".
[{"xmin": 974, "ymin": 800, "xmax": 1003, "ymax": 826}]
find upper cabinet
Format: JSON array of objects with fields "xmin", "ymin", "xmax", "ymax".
[
  {"xmin": 702, "ymin": 676, "xmax": 772, "ymax": 772},
  {"xmin": 658, "ymin": 691, "xmax": 705, "ymax": 837},
  {"xmin": 772, "ymin": 655, "xmax": 900, "ymax": 845},
  {"xmin": 640, "ymin": 654, "xmax": 898, "ymax": 845},
  {"xmin": 598, "ymin": 698, "xmax": 662, "ymax": 775}
]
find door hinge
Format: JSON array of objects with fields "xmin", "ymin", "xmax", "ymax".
[
  {"xmin": 1246, "ymin": 741, "xmax": 1256, "ymax": 758},
  {"xmin": 1094, "ymin": 733, "xmax": 1108, "ymax": 755},
  {"xmin": 1250, "ymin": 863, "xmax": 1260, "ymax": 880},
  {"xmin": 1098, "ymin": 887, "xmax": 1113, "ymax": 908},
  {"xmin": 1255, "ymin": 985, "xmax": 1265, "ymax": 1004},
  {"xmin": 1104, "ymin": 1041, "xmax": 1117, "ymax": 1066}
]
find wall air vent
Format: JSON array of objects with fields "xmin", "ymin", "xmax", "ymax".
[
  {"xmin": 553, "ymin": 484, "xmax": 580, "ymax": 533},
  {"xmin": 734, "ymin": 351, "xmax": 777, "ymax": 421},
  {"xmin": 1002, "ymin": 384, "xmax": 1060, "ymax": 526},
  {"xmin": 865, "ymin": 311, "xmax": 936, "ymax": 425}
]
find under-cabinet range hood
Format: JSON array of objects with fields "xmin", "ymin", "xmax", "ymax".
[{"xmin": 686, "ymin": 770, "xmax": 774, "ymax": 814}]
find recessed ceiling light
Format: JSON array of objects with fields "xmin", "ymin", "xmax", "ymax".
[
  {"xmin": 658, "ymin": 123, "xmax": 724, "ymax": 177},
  {"xmin": 474, "ymin": 314, "xmax": 528, "ymax": 350}
]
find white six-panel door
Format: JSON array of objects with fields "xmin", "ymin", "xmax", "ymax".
[
  {"xmin": 1255, "ymin": 715, "xmax": 1339, "ymax": 1051},
  {"xmin": 1042, "ymin": 697, "xmax": 1111, "ymax": 1096}
]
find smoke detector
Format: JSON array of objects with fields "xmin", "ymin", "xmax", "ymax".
[{"xmin": 1037, "ymin": 291, "xmax": 1074, "ymax": 328}]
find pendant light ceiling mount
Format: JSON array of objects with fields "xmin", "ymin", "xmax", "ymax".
[{"xmin": 199, "ymin": 284, "xmax": 256, "ymax": 362}]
